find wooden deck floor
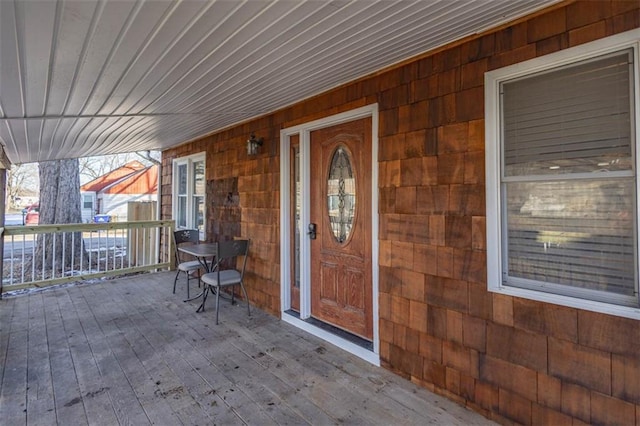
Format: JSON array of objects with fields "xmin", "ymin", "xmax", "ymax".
[{"xmin": 0, "ymin": 272, "xmax": 494, "ymax": 425}]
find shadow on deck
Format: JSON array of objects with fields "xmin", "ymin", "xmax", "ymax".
[{"xmin": 0, "ymin": 271, "xmax": 494, "ymax": 425}]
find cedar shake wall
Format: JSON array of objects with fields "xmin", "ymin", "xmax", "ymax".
[{"xmin": 162, "ymin": 2, "xmax": 640, "ymax": 424}]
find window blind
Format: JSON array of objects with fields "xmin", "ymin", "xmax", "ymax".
[
  {"xmin": 500, "ymin": 47, "xmax": 637, "ymax": 305},
  {"xmin": 502, "ymin": 50, "xmax": 633, "ymax": 176},
  {"xmin": 506, "ymin": 179, "xmax": 636, "ymax": 299}
]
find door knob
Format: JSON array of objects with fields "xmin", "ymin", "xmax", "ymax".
[{"xmin": 307, "ymin": 223, "xmax": 317, "ymax": 240}]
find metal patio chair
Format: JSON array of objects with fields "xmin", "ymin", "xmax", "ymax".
[
  {"xmin": 198, "ymin": 239, "xmax": 251, "ymax": 324},
  {"xmin": 173, "ymin": 229, "xmax": 203, "ymax": 299}
]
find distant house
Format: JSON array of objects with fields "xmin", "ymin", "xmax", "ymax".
[{"xmin": 80, "ymin": 161, "xmax": 158, "ymax": 222}]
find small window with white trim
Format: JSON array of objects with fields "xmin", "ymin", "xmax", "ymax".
[
  {"xmin": 82, "ymin": 194, "xmax": 94, "ymax": 210},
  {"xmin": 173, "ymin": 153, "xmax": 206, "ymax": 240},
  {"xmin": 485, "ymin": 30, "xmax": 640, "ymax": 315}
]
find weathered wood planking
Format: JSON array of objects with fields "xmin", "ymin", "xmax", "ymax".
[
  {"xmin": 1, "ymin": 290, "xmax": 28, "ymax": 425},
  {"xmin": 25, "ymin": 293, "xmax": 56, "ymax": 426},
  {"xmin": 0, "ymin": 272, "xmax": 495, "ymax": 425},
  {"xmin": 60, "ymin": 288, "xmax": 120, "ymax": 425}
]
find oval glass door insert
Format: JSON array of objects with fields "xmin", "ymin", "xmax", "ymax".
[{"xmin": 327, "ymin": 145, "xmax": 356, "ymax": 243}]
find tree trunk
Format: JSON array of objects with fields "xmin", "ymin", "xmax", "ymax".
[{"xmin": 34, "ymin": 159, "xmax": 86, "ymax": 274}]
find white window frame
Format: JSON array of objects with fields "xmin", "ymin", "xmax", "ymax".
[
  {"xmin": 485, "ymin": 29, "xmax": 640, "ymax": 319},
  {"xmin": 173, "ymin": 152, "xmax": 206, "ymax": 240},
  {"xmin": 82, "ymin": 194, "xmax": 94, "ymax": 210}
]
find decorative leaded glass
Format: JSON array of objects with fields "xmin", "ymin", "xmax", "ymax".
[{"xmin": 327, "ymin": 146, "xmax": 356, "ymax": 243}]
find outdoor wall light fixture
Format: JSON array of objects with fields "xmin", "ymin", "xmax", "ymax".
[{"xmin": 247, "ymin": 132, "xmax": 263, "ymax": 155}]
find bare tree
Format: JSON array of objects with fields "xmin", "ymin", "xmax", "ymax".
[
  {"xmin": 34, "ymin": 159, "xmax": 86, "ymax": 273},
  {"xmin": 78, "ymin": 152, "xmax": 161, "ymax": 185},
  {"xmin": 24, "ymin": 152, "xmax": 160, "ymax": 278},
  {"xmin": 79, "ymin": 153, "xmax": 136, "ymax": 184},
  {"xmin": 6, "ymin": 163, "xmax": 39, "ymax": 209}
]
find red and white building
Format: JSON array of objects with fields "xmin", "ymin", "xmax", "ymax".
[{"xmin": 80, "ymin": 161, "xmax": 158, "ymax": 222}]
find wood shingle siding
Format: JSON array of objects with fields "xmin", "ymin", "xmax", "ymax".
[{"xmin": 162, "ymin": 1, "xmax": 640, "ymax": 424}]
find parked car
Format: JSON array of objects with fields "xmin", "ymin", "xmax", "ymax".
[{"xmin": 22, "ymin": 203, "xmax": 39, "ymax": 225}]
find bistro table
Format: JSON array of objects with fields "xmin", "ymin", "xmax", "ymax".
[{"xmin": 178, "ymin": 242, "xmax": 218, "ymax": 304}]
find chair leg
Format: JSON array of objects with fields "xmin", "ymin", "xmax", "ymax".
[
  {"xmin": 173, "ymin": 270, "xmax": 180, "ymax": 294},
  {"xmin": 215, "ymin": 286, "xmax": 221, "ymax": 325},
  {"xmin": 186, "ymin": 272, "xmax": 190, "ymax": 299},
  {"xmin": 240, "ymin": 283, "xmax": 251, "ymax": 317}
]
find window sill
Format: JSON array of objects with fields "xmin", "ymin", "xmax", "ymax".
[{"xmin": 489, "ymin": 284, "xmax": 640, "ymax": 321}]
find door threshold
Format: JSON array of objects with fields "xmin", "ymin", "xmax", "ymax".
[
  {"xmin": 285, "ymin": 310, "xmax": 373, "ymax": 350},
  {"xmin": 283, "ymin": 310, "xmax": 379, "ymax": 365}
]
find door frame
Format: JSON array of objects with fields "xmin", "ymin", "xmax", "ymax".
[{"xmin": 279, "ymin": 104, "xmax": 380, "ymax": 365}]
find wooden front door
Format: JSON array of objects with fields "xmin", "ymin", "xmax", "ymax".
[{"xmin": 309, "ymin": 117, "xmax": 373, "ymax": 340}]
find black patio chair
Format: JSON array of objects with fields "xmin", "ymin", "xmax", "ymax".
[
  {"xmin": 173, "ymin": 229, "xmax": 203, "ymax": 299},
  {"xmin": 199, "ymin": 239, "xmax": 250, "ymax": 324}
]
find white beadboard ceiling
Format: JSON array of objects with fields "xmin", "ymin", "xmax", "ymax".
[{"xmin": 0, "ymin": 0, "xmax": 557, "ymax": 165}]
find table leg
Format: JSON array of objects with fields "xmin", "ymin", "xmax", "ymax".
[
  {"xmin": 183, "ymin": 256, "xmax": 213, "ymax": 303},
  {"xmin": 196, "ymin": 287, "xmax": 212, "ymax": 312}
]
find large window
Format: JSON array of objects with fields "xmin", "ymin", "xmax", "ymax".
[
  {"xmin": 485, "ymin": 30, "xmax": 640, "ymax": 316},
  {"xmin": 173, "ymin": 153, "xmax": 205, "ymax": 239}
]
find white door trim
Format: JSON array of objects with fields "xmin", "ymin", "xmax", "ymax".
[{"xmin": 279, "ymin": 104, "xmax": 380, "ymax": 365}]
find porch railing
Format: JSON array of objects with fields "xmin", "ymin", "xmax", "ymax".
[{"xmin": 1, "ymin": 220, "xmax": 175, "ymax": 294}]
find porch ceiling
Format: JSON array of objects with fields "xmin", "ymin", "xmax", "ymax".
[{"xmin": 0, "ymin": 0, "xmax": 557, "ymax": 165}]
